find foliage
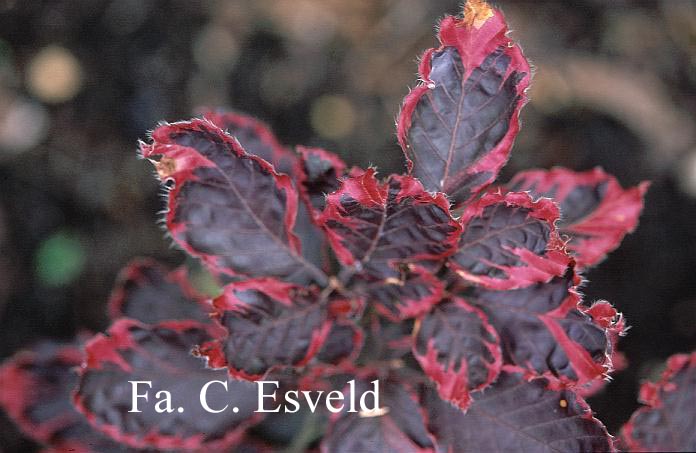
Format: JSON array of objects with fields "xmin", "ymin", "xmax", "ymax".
[{"xmin": 2, "ymin": 1, "xmax": 680, "ymax": 452}]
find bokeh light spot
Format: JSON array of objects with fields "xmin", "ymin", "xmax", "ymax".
[
  {"xmin": 0, "ymin": 98, "xmax": 49, "ymax": 154},
  {"xmin": 35, "ymin": 231, "xmax": 86, "ymax": 287},
  {"xmin": 193, "ymin": 25, "xmax": 239, "ymax": 75},
  {"xmin": 310, "ymin": 94, "xmax": 356, "ymax": 140},
  {"xmin": 26, "ymin": 46, "xmax": 82, "ymax": 103}
]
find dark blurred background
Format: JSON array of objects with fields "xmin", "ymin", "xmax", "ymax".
[{"xmin": 0, "ymin": 0, "xmax": 695, "ymax": 450}]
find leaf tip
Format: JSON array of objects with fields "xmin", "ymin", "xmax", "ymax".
[
  {"xmin": 154, "ymin": 156, "xmax": 177, "ymax": 180},
  {"xmin": 462, "ymin": 0, "xmax": 494, "ymax": 29}
]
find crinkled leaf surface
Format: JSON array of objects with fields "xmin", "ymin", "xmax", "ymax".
[
  {"xmin": 413, "ymin": 297, "xmax": 501, "ymax": 410},
  {"xmin": 202, "ymin": 279, "xmax": 331, "ymax": 380},
  {"xmin": 321, "ymin": 379, "xmax": 434, "ymax": 453},
  {"xmin": 621, "ymin": 352, "xmax": 696, "ymax": 452},
  {"xmin": 108, "ymin": 258, "xmax": 212, "ymax": 324},
  {"xmin": 74, "ymin": 319, "xmax": 259, "ymax": 451},
  {"xmin": 320, "ymin": 169, "xmax": 461, "ymax": 275},
  {"xmin": 204, "ymin": 109, "xmax": 328, "ymax": 273},
  {"xmin": 397, "ymin": 2, "xmax": 530, "ymax": 205},
  {"xmin": 508, "ymin": 167, "xmax": 648, "ymax": 268},
  {"xmin": 450, "ymin": 191, "xmax": 570, "ymax": 290},
  {"xmin": 360, "ymin": 264, "xmax": 445, "ymax": 321},
  {"xmin": 423, "ymin": 370, "xmax": 614, "ymax": 452},
  {"xmin": 0, "ymin": 340, "xmax": 129, "ymax": 452},
  {"xmin": 141, "ymin": 119, "xmax": 327, "ymax": 286},
  {"xmin": 459, "ymin": 267, "xmax": 613, "ymax": 385}
]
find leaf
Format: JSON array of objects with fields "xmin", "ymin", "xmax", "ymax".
[
  {"xmin": 321, "ymin": 378, "xmax": 435, "ymax": 453},
  {"xmin": 450, "ymin": 191, "xmax": 570, "ymax": 290},
  {"xmin": 363, "ymin": 317, "xmax": 416, "ymax": 361},
  {"xmin": 620, "ymin": 352, "xmax": 696, "ymax": 452},
  {"xmin": 316, "ymin": 320, "xmax": 364, "ymax": 365},
  {"xmin": 200, "ymin": 279, "xmax": 332, "ymax": 380},
  {"xmin": 232, "ymin": 435, "xmax": 281, "ymax": 453},
  {"xmin": 319, "ymin": 169, "xmax": 461, "ymax": 274},
  {"xmin": 0, "ymin": 339, "xmax": 132, "ymax": 452},
  {"xmin": 295, "ymin": 145, "xmax": 348, "ymax": 221},
  {"xmin": 508, "ymin": 167, "xmax": 649, "ymax": 268},
  {"xmin": 396, "ymin": 2, "xmax": 531, "ymax": 206},
  {"xmin": 140, "ymin": 119, "xmax": 328, "ymax": 286},
  {"xmin": 203, "ymin": 109, "xmax": 327, "ymax": 272},
  {"xmin": 413, "ymin": 297, "xmax": 501, "ymax": 410},
  {"xmin": 360, "ymin": 264, "xmax": 445, "ymax": 321},
  {"xmin": 577, "ymin": 301, "xmax": 628, "ymax": 397},
  {"xmin": 423, "ymin": 369, "xmax": 614, "ymax": 452},
  {"xmin": 74, "ymin": 319, "xmax": 260, "ymax": 451},
  {"xmin": 202, "ymin": 108, "xmax": 297, "ymax": 175},
  {"xmin": 292, "ymin": 145, "xmax": 350, "ymax": 271},
  {"xmin": 459, "ymin": 267, "xmax": 615, "ymax": 386},
  {"xmin": 107, "ymin": 258, "xmax": 212, "ymax": 324}
]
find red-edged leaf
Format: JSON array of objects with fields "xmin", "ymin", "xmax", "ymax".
[
  {"xmin": 396, "ymin": 1, "xmax": 530, "ymax": 206},
  {"xmin": 508, "ymin": 167, "xmax": 649, "ymax": 268},
  {"xmin": 413, "ymin": 297, "xmax": 501, "ymax": 410},
  {"xmin": 316, "ymin": 320, "xmax": 364, "ymax": 365},
  {"xmin": 295, "ymin": 146, "xmax": 348, "ymax": 221},
  {"xmin": 319, "ymin": 169, "xmax": 461, "ymax": 274},
  {"xmin": 108, "ymin": 258, "xmax": 212, "ymax": 324},
  {"xmin": 140, "ymin": 119, "xmax": 327, "ymax": 286},
  {"xmin": 578, "ymin": 301, "xmax": 628, "ymax": 397},
  {"xmin": 0, "ymin": 340, "xmax": 129, "ymax": 452},
  {"xmin": 360, "ymin": 264, "xmax": 445, "ymax": 321},
  {"xmin": 459, "ymin": 267, "xmax": 616, "ymax": 386},
  {"xmin": 450, "ymin": 191, "xmax": 570, "ymax": 290},
  {"xmin": 423, "ymin": 369, "xmax": 614, "ymax": 452},
  {"xmin": 201, "ymin": 279, "xmax": 332, "ymax": 380},
  {"xmin": 203, "ymin": 109, "xmax": 329, "ymax": 272},
  {"xmin": 620, "ymin": 352, "xmax": 696, "ymax": 452},
  {"xmin": 321, "ymin": 378, "xmax": 435, "ymax": 453},
  {"xmin": 74, "ymin": 319, "xmax": 260, "ymax": 451},
  {"xmin": 202, "ymin": 108, "xmax": 297, "ymax": 175}
]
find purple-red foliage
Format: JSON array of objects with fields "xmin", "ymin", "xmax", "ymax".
[{"xmin": 2, "ymin": 1, "xmax": 671, "ymax": 452}]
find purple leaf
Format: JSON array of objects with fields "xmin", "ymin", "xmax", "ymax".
[
  {"xmin": 397, "ymin": 3, "xmax": 531, "ymax": 206},
  {"xmin": 458, "ymin": 267, "xmax": 617, "ymax": 386},
  {"xmin": 621, "ymin": 352, "xmax": 696, "ymax": 452},
  {"xmin": 201, "ymin": 278, "xmax": 332, "ymax": 380},
  {"xmin": 316, "ymin": 320, "xmax": 364, "ymax": 366},
  {"xmin": 295, "ymin": 145, "xmax": 348, "ymax": 222},
  {"xmin": 423, "ymin": 369, "xmax": 614, "ymax": 452},
  {"xmin": 203, "ymin": 109, "xmax": 329, "ymax": 272},
  {"xmin": 108, "ymin": 258, "xmax": 212, "ymax": 324},
  {"xmin": 319, "ymin": 169, "xmax": 461, "ymax": 275},
  {"xmin": 140, "ymin": 119, "xmax": 328, "ymax": 286},
  {"xmin": 508, "ymin": 167, "xmax": 649, "ymax": 268},
  {"xmin": 321, "ymin": 378, "xmax": 435, "ymax": 453},
  {"xmin": 450, "ymin": 191, "xmax": 570, "ymax": 290},
  {"xmin": 202, "ymin": 108, "xmax": 297, "ymax": 175},
  {"xmin": 360, "ymin": 264, "xmax": 445, "ymax": 321},
  {"xmin": 74, "ymin": 319, "xmax": 260, "ymax": 451},
  {"xmin": 0, "ymin": 339, "xmax": 135, "ymax": 452},
  {"xmin": 413, "ymin": 297, "xmax": 501, "ymax": 410}
]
